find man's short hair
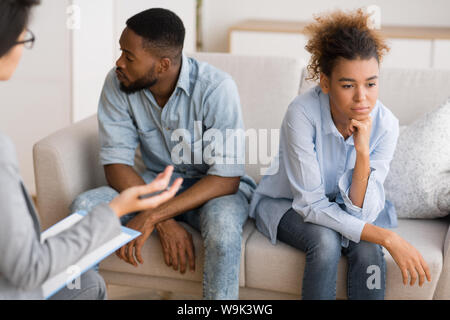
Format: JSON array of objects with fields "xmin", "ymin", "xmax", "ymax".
[{"xmin": 126, "ymin": 8, "xmax": 185, "ymax": 62}]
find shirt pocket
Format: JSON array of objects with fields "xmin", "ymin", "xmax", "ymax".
[{"xmin": 137, "ymin": 128, "xmax": 170, "ymax": 170}]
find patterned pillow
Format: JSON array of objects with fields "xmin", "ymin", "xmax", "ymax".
[{"xmin": 384, "ymin": 98, "xmax": 450, "ymax": 218}]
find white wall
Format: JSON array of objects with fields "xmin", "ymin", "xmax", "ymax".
[
  {"xmin": 0, "ymin": 0, "xmax": 72, "ymax": 195},
  {"xmin": 71, "ymin": 0, "xmax": 115, "ymax": 123},
  {"xmin": 202, "ymin": 0, "xmax": 450, "ymax": 52}
]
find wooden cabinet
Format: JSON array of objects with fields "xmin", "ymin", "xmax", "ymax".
[{"xmin": 229, "ymin": 20, "xmax": 450, "ymax": 69}]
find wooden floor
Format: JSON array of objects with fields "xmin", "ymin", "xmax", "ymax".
[{"xmin": 107, "ymin": 284, "xmax": 200, "ymax": 300}]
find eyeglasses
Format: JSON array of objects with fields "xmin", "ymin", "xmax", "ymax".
[{"xmin": 15, "ymin": 29, "xmax": 35, "ymax": 49}]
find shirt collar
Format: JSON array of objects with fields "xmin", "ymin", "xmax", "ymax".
[
  {"xmin": 317, "ymin": 86, "xmax": 340, "ymax": 137},
  {"xmin": 176, "ymin": 53, "xmax": 191, "ymax": 96}
]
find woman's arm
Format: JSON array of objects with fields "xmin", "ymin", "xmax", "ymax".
[
  {"xmin": 361, "ymin": 223, "xmax": 431, "ymax": 287},
  {"xmin": 337, "ymin": 115, "xmax": 398, "ymax": 223},
  {"xmin": 349, "ymin": 151, "xmax": 371, "ymax": 207},
  {"xmin": 348, "ymin": 117, "xmax": 372, "ymax": 208}
]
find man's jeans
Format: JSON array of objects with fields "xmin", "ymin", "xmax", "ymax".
[
  {"xmin": 277, "ymin": 208, "xmax": 386, "ymax": 300},
  {"xmin": 69, "ymin": 171, "xmax": 249, "ymax": 300}
]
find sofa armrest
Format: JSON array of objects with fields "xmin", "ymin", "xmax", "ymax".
[
  {"xmin": 434, "ymin": 219, "xmax": 450, "ymax": 299},
  {"xmin": 33, "ymin": 115, "xmax": 107, "ymax": 231}
]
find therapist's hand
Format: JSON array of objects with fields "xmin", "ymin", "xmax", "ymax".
[{"xmin": 109, "ymin": 166, "xmax": 183, "ymax": 218}]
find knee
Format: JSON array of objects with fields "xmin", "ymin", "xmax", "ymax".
[
  {"xmin": 79, "ymin": 270, "xmax": 107, "ymax": 300},
  {"xmin": 202, "ymin": 193, "xmax": 247, "ymax": 226},
  {"xmin": 349, "ymin": 241, "xmax": 385, "ymax": 266},
  {"xmin": 308, "ymin": 227, "xmax": 341, "ymax": 264},
  {"xmin": 69, "ymin": 186, "xmax": 118, "ymax": 213}
]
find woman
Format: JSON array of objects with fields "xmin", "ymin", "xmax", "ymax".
[
  {"xmin": 249, "ymin": 8, "xmax": 431, "ymax": 300},
  {"xmin": 0, "ymin": 0, "xmax": 182, "ymax": 299}
]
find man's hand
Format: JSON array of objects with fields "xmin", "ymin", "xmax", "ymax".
[
  {"xmin": 156, "ymin": 219, "xmax": 195, "ymax": 274},
  {"xmin": 116, "ymin": 211, "xmax": 155, "ymax": 267}
]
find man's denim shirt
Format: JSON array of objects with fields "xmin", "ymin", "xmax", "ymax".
[
  {"xmin": 249, "ymin": 85, "xmax": 399, "ymax": 247},
  {"xmin": 98, "ymin": 53, "xmax": 256, "ymax": 199}
]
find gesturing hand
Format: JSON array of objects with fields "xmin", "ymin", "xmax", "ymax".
[
  {"xmin": 347, "ymin": 116, "xmax": 372, "ymax": 155},
  {"xmin": 156, "ymin": 219, "xmax": 195, "ymax": 274},
  {"xmin": 109, "ymin": 165, "xmax": 183, "ymax": 218}
]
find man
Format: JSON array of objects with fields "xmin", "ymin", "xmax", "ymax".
[{"xmin": 70, "ymin": 8, "xmax": 256, "ymax": 300}]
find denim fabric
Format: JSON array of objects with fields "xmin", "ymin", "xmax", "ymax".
[
  {"xmin": 249, "ymin": 85, "xmax": 399, "ymax": 247},
  {"xmin": 277, "ymin": 207, "xmax": 386, "ymax": 300},
  {"xmin": 70, "ymin": 171, "xmax": 249, "ymax": 300},
  {"xmin": 49, "ymin": 269, "xmax": 107, "ymax": 300}
]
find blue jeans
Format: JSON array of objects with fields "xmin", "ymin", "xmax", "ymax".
[
  {"xmin": 69, "ymin": 172, "xmax": 249, "ymax": 300},
  {"xmin": 277, "ymin": 208, "xmax": 386, "ymax": 300}
]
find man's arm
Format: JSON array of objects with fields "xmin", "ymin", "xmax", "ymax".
[
  {"xmin": 107, "ymin": 163, "xmax": 241, "ymax": 268},
  {"xmin": 104, "ymin": 164, "xmax": 146, "ymax": 192},
  {"xmin": 144, "ymin": 174, "xmax": 240, "ymax": 225},
  {"xmin": 104, "ymin": 163, "xmax": 240, "ymax": 222},
  {"xmin": 120, "ymin": 174, "xmax": 240, "ymax": 267}
]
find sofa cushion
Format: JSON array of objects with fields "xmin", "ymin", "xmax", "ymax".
[
  {"xmin": 100, "ymin": 219, "xmax": 256, "ymax": 287},
  {"xmin": 245, "ymin": 218, "xmax": 448, "ymax": 299},
  {"xmin": 384, "ymin": 98, "xmax": 450, "ymax": 219},
  {"xmin": 187, "ymin": 53, "xmax": 303, "ymax": 183}
]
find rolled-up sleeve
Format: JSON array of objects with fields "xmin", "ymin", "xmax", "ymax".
[
  {"xmin": 336, "ymin": 121, "xmax": 399, "ymax": 223},
  {"xmin": 283, "ymin": 105, "xmax": 366, "ymax": 244},
  {"xmin": 202, "ymin": 77, "xmax": 245, "ymax": 177},
  {"xmin": 98, "ymin": 69, "xmax": 139, "ymax": 166}
]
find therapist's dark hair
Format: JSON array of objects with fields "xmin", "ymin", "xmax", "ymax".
[
  {"xmin": 304, "ymin": 8, "xmax": 390, "ymax": 81},
  {"xmin": 0, "ymin": 0, "xmax": 40, "ymax": 58},
  {"xmin": 126, "ymin": 8, "xmax": 185, "ymax": 63}
]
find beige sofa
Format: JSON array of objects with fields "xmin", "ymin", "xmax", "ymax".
[{"xmin": 33, "ymin": 53, "xmax": 450, "ymax": 300}]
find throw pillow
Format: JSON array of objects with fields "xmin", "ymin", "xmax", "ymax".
[{"xmin": 384, "ymin": 98, "xmax": 450, "ymax": 218}]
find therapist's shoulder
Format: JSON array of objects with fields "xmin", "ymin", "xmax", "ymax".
[{"xmin": 0, "ymin": 132, "xmax": 18, "ymax": 165}]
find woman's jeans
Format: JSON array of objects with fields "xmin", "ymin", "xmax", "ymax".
[{"xmin": 277, "ymin": 208, "xmax": 386, "ymax": 300}]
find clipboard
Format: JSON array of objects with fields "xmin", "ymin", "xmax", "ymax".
[{"xmin": 40, "ymin": 210, "xmax": 140, "ymax": 299}]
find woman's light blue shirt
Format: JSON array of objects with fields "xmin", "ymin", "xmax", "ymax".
[{"xmin": 249, "ymin": 85, "xmax": 399, "ymax": 247}]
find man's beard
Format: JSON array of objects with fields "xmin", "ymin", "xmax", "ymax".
[{"xmin": 118, "ymin": 68, "xmax": 158, "ymax": 94}]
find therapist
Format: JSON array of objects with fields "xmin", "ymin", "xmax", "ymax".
[{"xmin": 0, "ymin": 0, "xmax": 182, "ymax": 300}]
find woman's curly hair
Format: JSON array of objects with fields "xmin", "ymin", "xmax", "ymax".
[{"xmin": 304, "ymin": 8, "xmax": 390, "ymax": 81}]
